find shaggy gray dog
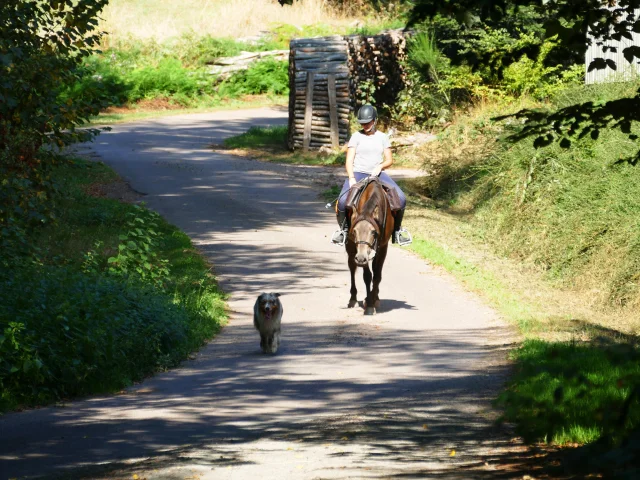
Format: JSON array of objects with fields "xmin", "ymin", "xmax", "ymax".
[{"xmin": 253, "ymin": 293, "xmax": 283, "ymax": 354}]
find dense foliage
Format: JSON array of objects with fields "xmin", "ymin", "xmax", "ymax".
[
  {"xmin": 0, "ymin": 0, "xmax": 108, "ymax": 148},
  {"xmin": 0, "ymin": 2, "xmax": 227, "ymax": 411},
  {"xmin": 1, "ymin": 0, "xmax": 109, "ymax": 265},
  {"xmin": 407, "ymin": 0, "xmax": 640, "ymax": 164},
  {"xmin": 0, "ymin": 160, "xmax": 225, "ymax": 411},
  {"xmin": 64, "ymin": 37, "xmax": 290, "ymax": 108}
]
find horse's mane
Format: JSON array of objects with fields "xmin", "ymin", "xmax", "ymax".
[{"xmin": 359, "ymin": 179, "xmax": 386, "ymax": 222}]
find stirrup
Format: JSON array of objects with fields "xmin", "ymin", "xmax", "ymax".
[
  {"xmin": 394, "ymin": 228, "xmax": 412, "ymax": 247},
  {"xmin": 331, "ymin": 228, "xmax": 347, "ymax": 246}
]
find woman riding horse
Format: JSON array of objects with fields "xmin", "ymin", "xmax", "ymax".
[{"xmin": 331, "ymin": 104, "xmax": 411, "ymax": 246}]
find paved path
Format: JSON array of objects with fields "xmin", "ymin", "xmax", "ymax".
[{"xmin": 0, "ymin": 108, "xmax": 518, "ymax": 480}]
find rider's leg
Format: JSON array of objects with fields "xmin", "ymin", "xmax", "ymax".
[
  {"xmin": 332, "ymin": 173, "xmax": 369, "ymax": 245},
  {"xmin": 378, "ymin": 173, "xmax": 411, "ymax": 245},
  {"xmin": 331, "ymin": 179, "xmax": 351, "ymax": 245}
]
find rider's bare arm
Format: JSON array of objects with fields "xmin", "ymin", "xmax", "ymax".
[
  {"xmin": 382, "ymin": 147, "xmax": 393, "ymax": 170},
  {"xmin": 346, "ymin": 147, "xmax": 356, "ymax": 186}
]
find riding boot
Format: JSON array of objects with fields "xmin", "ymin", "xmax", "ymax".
[
  {"xmin": 392, "ymin": 209, "xmax": 412, "ymax": 246},
  {"xmin": 337, "ymin": 209, "xmax": 347, "ymax": 229},
  {"xmin": 331, "ymin": 210, "xmax": 349, "ymax": 245}
]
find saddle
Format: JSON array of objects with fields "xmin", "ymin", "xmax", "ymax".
[{"xmin": 344, "ymin": 177, "xmax": 402, "ymax": 215}]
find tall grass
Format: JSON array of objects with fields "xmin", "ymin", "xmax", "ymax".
[
  {"xmin": 417, "ymin": 81, "xmax": 640, "ymax": 314},
  {"xmin": 99, "ymin": 0, "xmax": 353, "ymax": 46}
]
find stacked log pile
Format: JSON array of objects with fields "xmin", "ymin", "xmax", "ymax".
[
  {"xmin": 288, "ymin": 31, "xmax": 409, "ymax": 151},
  {"xmin": 288, "ymin": 36, "xmax": 350, "ymax": 150},
  {"xmin": 345, "ymin": 29, "xmax": 408, "ymax": 112}
]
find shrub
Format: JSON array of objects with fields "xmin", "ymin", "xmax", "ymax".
[
  {"xmin": 502, "ymin": 38, "xmax": 584, "ymax": 100},
  {"xmin": 0, "ymin": 158, "xmax": 226, "ymax": 412},
  {"xmin": 106, "ymin": 206, "xmax": 170, "ymax": 287},
  {"xmin": 0, "ymin": 265, "xmax": 193, "ymax": 409},
  {"xmin": 218, "ymin": 58, "xmax": 289, "ymax": 97},
  {"xmin": 126, "ymin": 58, "xmax": 215, "ymax": 103}
]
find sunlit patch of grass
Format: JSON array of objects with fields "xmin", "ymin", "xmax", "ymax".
[
  {"xmin": 498, "ymin": 340, "xmax": 640, "ymax": 445},
  {"xmin": 87, "ymin": 96, "xmax": 287, "ymax": 126},
  {"xmin": 218, "ymin": 125, "xmax": 347, "ymax": 166},
  {"xmin": 223, "ymin": 125, "xmax": 288, "ymax": 149},
  {"xmin": 409, "ymin": 236, "xmax": 541, "ymax": 334}
]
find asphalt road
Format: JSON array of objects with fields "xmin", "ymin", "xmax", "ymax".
[{"xmin": 0, "ymin": 108, "xmax": 518, "ymax": 480}]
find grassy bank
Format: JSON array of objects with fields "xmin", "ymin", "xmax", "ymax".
[
  {"xmin": 215, "ymin": 125, "xmax": 347, "ymax": 166},
  {"xmin": 0, "ymin": 158, "xmax": 226, "ymax": 412},
  {"xmin": 69, "ymin": 35, "xmax": 290, "ymax": 120},
  {"xmin": 394, "ymin": 79, "xmax": 640, "ymax": 474},
  {"xmin": 82, "ymin": 0, "xmax": 405, "ymax": 120}
]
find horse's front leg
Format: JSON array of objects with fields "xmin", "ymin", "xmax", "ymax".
[
  {"xmin": 347, "ymin": 245, "xmax": 358, "ymax": 308},
  {"xmin": 371, "ymin": 245, "xmax": 388, "ymax": 310},
  {"xmin": 363, "ymin": 264, "xmax": 374, "ymax": 315}
]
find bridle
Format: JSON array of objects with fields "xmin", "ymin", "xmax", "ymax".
[
  {"xmin": 352, "ymin": 217, "xmax": 381, "ymax": 254},
  {"xmin": 349, "ymin": 181, "xmax": 389, "ymax": 259}
]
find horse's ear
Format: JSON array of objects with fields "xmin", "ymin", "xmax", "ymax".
[{"xmin": 373, "ymin": 205, "xmax": 379, "ymax": 218}]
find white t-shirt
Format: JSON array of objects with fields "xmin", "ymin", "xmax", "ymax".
[{"xmin": 348, "ymin": 130, "xmax": 391, "ymax": 174}]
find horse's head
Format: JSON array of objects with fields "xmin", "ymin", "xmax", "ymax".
[{"xmin": 349, "ymin": 213, "xmax": 380, "ymax": 266}]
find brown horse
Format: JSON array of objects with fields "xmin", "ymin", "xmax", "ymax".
[{"xmin": 345, "ymin": 178, "xmax": 395, "ymax": 315}]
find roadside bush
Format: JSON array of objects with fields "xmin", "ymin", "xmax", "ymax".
[
  {"xmin": 502, "ymin": 38, "xmax": 584, "ymax": 100},
  {"xmin": 0, "ymin": 136, "xmax": 64, "ymax": 267},
  {"xmin": 105, "ymin": 206, "xmax": 170, "ymax": 287},
  {"xmin": 59, "ymin": 56, "xmax": 132, "ymax": 107},
  {"xmin": 218, "ymin": 58, "xmax": 289, "ymax": 97},
  {"xmin": 424, "ymin": 8, "xmax": 547, "ymax": 83},
  {"xmin": 0, "ymin": 265, "xmax": 192, "ymax": 409},
  {"xmin": 126, "ymin": 58, "xmax": 215, "ymax": 103},
  {"xmin": 0, "ymin": 158, "xmax": 226, "ymax": 412},
  {"xmin": 394, "ymin": 27, "xmax": 519, "ymax": 130}
]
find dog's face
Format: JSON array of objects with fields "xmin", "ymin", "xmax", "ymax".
[{"xmin": 256, "ymin": 293, "xmax": 281, "ymax": 321}]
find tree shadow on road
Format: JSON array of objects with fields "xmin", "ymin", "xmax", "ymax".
[{"xmin": 1, "ymin": 322, "xmax": 574, "ymax": 479}]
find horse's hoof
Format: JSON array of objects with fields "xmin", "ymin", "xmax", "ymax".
[
  {"xmin": 364, "ymin": 307, "xmax": 375, "ymax": 316},
  {"xmin": 348, "ymin": 299, "xmax": 357, "ymax": 308}
]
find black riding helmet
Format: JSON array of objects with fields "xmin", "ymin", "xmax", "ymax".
[{"xmin": 357, "ymin": 104, "xmax": 377, "ymax": 124}]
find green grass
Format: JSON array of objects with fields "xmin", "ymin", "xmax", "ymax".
[
  {"xmin": 417, "ymin": 80, "xmax": 640, "ymax": 311},
  {"xmin": 401, "ymin": 80, "xmax": 640, "ymax": 453},
  {"xmin": 0, "ymin": 158, "xmax": 226, "ymax": 412},
  {"xmin": 498, "ymin": 340, "xmax": 640, "ymax": 445},
  {"xmin": 64, "ymin": 34, "xmax": 290, "ymax": 113},
  {"xmin": 408, "ymin": 236, "xmax": 541, "ymax": 333},
  {"xmin": 403, "ymin": 189, "xmax": 640, "ymax": 451},
  {"xmin": 221, "ymin": 125, "xmax": 347, "ymax": 166},
  {"xmin": 87, "ymin": 96, "xmax": 287, "ymax": 126},
  {"xmin": 223, "ymin": 125, "xmax": 288, "ymax": 149}
]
